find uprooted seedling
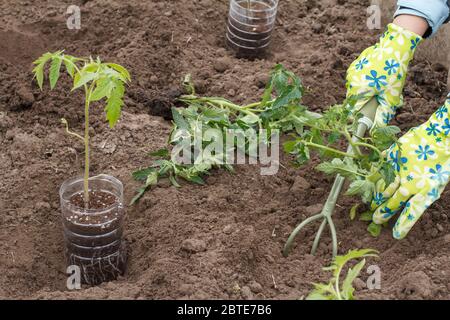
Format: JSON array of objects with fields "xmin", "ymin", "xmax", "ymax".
[
  {"xmin": 306, "ymin": 249, "xmax": 378, "ymax": 300},
  {"xmin": 33, "ymin": 50, "xmax": 130, "ymax": 206},
  {"xmin": 131, "ymin": 65, "xmax": 321, "ymax": 203}
]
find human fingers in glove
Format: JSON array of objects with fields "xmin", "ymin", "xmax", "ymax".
[{"xmin": 370, "ymin": 96, "xmax": 450, "ymax": 239}]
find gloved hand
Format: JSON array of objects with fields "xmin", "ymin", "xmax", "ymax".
[
  {"xmin": 371, "ymin": 96, "xmax": 450, "ymax": 239},
  {"xmin": 346, "ymin": 23, "xmax": 423, "ymax": 128}
]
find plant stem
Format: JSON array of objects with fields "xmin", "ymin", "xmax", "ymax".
[
  {"xmin": 335, "ymin": 267, "xmax": 343, "ymax": 300},
  {"xmin": 83, "ymin": 90, "xmax": 91, "ymax": 207},
  {"xmin": 304, "ymin": 141, "xmax": 358, "ymax": 159},
  {"xmin": 59, "ymin": 55, "xmax": 92, "ymax": 207},
  {"xmin": 353, "ymin": 141, "xmax": 383, "ymax": 158},
  {"xmin": 343, "ymin": 128, "xmax": 362, "ymax": 157}
]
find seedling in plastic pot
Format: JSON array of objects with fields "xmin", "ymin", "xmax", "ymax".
[{"xmin": 33, "ymin": 51, "xmax": 130, "ymax": 206}]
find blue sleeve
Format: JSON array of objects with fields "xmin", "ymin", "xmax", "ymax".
[{"xmin": 394, "ymin": 0, "xmax": 449, "ymax": 37}]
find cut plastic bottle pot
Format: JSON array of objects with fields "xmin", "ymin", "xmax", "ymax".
[
  {"xmin": 59, "ymin": 174, "xmax": 127, "ymax": 285},
  {"xmin": 226, "ymin": 0, "xmax": 279, "ymax": 58}
]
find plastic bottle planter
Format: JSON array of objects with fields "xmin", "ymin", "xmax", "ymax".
[
  {"xmin": 60, "ymin": 175, "xmax": 127, "ymax": 285},
  {"xmin": 227, "ymin": 0, "xmax": 279, "ymax": 58}
]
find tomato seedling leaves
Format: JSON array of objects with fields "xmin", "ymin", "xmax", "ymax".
[{"xmin": 307, "ymin": 249, "xmax": 378, "ymax": 300}]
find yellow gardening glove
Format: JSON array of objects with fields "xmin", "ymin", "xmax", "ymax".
[
  {"xmin": 371, "ymin": 96, "xmax": 450, "ymax": 239},
  {"xmin": 346, "ymin": 23, "xmax": 423, "ymax": 128}
]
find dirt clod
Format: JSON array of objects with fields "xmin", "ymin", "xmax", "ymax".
[
  {"xmin": 398, "ymin": 271, "xmax": 433, "ymax": 300},
  {"xmin": 181, "ymin": 239, "xmax": 207, "ymax": 253},
  {"xmin": 213, "ymin": 57, "xmax": 231, "ymax": 73}
]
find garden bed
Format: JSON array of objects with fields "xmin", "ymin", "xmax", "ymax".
[{"xmin": 0, "ymin": 0, "xmax": 449, "ymax": 300}]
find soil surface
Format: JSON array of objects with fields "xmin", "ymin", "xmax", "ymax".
[
  {"xmin": 1, "ymin": 0, "xmax": 449, "ymax": 300},
  {"xmin": 70, "ymin": 191, "xmax": 117, "ymax": 210}
]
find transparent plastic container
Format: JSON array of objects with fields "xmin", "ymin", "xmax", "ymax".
[
  {"xmin": 226, "ymin": 0, "xmax": 279, "ymax": 58},
  {"xmin": 60, "ymin": 174, "xmax": 127, "ymax": 285}
]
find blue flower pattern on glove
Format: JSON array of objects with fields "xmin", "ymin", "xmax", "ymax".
[
  {"xmin": 366, "ymin": 70, "xmax": 387, "ymax": 90},
  {"xmin": 415, "ymin": 145, "xmax": 435, "ymax": 161},
  {"xmin": 389, "ymin": 149, "xmax": 408, "ymax": 171},
  {"xmin": 384, "ymin": 59, "xmax": 400, "ymax": 75},
  {"xmin": 429, "ymin": 164, "xmax": 450, "ymax": 184}
]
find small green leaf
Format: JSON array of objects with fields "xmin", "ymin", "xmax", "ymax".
[
  {"xmin": 316, "ymin": 158, "xmax": 360, "ymax": 179},
  {"xmin": 360, "ymin": 211, "xmax": 374, "ymax": 222},
  {"xmin": 146, "ymin": 171, "xmax": 158, "ymax": 186},
  {"xmin": 32, "ymin": 52, "xmax": 53, "ymax": 90},
  {"xmin": 33, "ymin": 63, "xmax": 45, "ymax": 90},
  {"xmin": 132, "ymin": 167, "xmax": 156, "ymax": 181},
  {"xmin": 346, "ymin": 179, "xmax": 375, "ymax": 203},
  {"xmin": 350, "ymin": 204, "xmax": 360, "ymax": 220},
  {"xmin": 186, "ymin": 175, "xmax": 205, "ymax": 185},
  {"xmin": 341, "ymin": 259, "xmax": 367, "ymax": 300},
  {"xmin": 367, "ymin": 222, "xmax": 382, "ymax": 237},
  {"xmin": 63, "ymin": 56, "xmax": 76, "ymax": 78},
  {"xmin": 105, "ymin": 80, "xmax": 125, "ymax": 127},
  {"xmin": 73, "ymin": 71, "xmax": 97, "ymax": 90},
  {"xmin": 239, "ymin": 113, "xmax": 260, "ymax": 125},
  {"xmin": 380, "ymin": 162, "xmax": 396, "ymax": 186},
  {"xmin": 106, "ymin": 63, "xmax": 131, "ymax": 81},
  {"xmin": 90, "ymin": 78, "xmax": 114, "ymax": 102},
  {"xmin": 283, "ymin": 140, "xmax": 297, "ymax": 153},
  {"xmin": 172, "ymin": 107, "xmax": 190, "ymax": 130},
  {"xmin": 327, "ymin": 131, "xmax": 341, "ymax": 144},
  {"xmin": 49, "ymin": 57, "xmax": 62, "ymax": 89}
]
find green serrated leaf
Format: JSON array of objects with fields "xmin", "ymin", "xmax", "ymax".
[
  {"xmin": 105, "ymin": 80, "xmax": 125, "ymax": 127},
  {"xmin": 73, "ymin": 71, "xmax": 97, "ymax": 90},
  {"xmin": 106, "ymin": 63, "xmax": 131, "ymax": 81},
  {"xmin": 346, "ymin": 179, "xmax": 375, "ymax": 203},
  {"xmin": 341, "ymin": 259, "xmax": 367, "ymax": 300},
  {"xmin": 367, "ymin": 222, "xmax": 382, "ymax": 237},
  {"xmin": 90, "ymin": 78, "xmax": 114, "ymax": 102},
  {"xmin": 172, "ymin": 107, "xmax": 190, "ymax": 130},
  {"xmin": 63, "ymin": 56, "xmax": 76, "ymax": 78},
  {"xmin": 316, "ymin": 158, "xmax": 360, "ymax": 179},
  {"xmin": 49, "ymin": 57, "xmax": 62, "ymax": 89},
  {"xmin": 32, "ymin": 52, "xmax": 53, "ymax": 90},
  {"xmin": 307, "ymin": 249, "xmax": 378, "ymax": 300}
]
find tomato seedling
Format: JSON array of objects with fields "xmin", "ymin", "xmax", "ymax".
[
  {"xmin": 306, "ymin": 249, "xmax": 378, "ymax": 300},
  {"xmin": 33, "ymin": 51, "xmax": 130, "ymax": 206}
]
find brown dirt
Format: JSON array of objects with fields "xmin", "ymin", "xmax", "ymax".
[
  {"xmin": 70, "ymin": 191, "xmax": 117, "ymax": 210},
  {"xmin": 0, "ymin": 0, "xmax": 449, "ymax": 300}
]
